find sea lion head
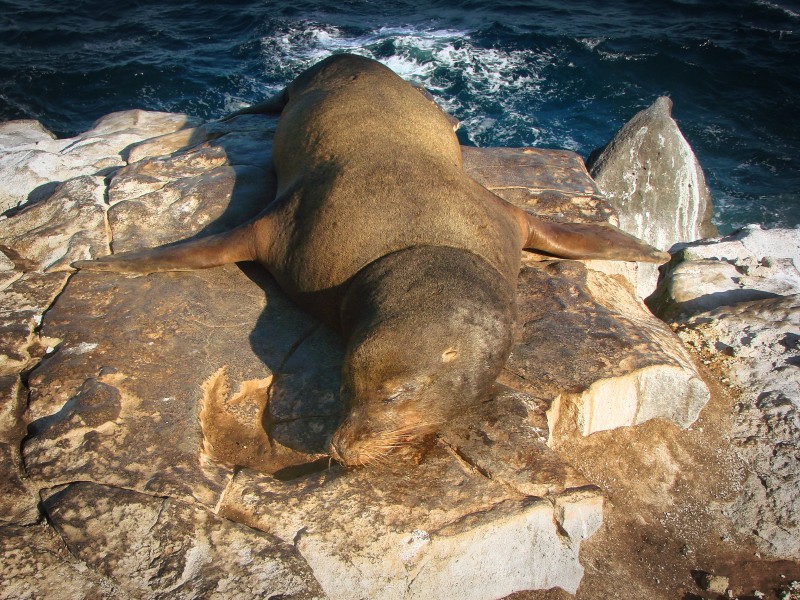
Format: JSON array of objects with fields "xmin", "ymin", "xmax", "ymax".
[{"xmin": 330, "ymin": 246, "xmax": 515, "ymax": 467}]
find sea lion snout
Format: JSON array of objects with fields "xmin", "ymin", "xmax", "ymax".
[{"xmin": 328, "ymin": 405, "xmax": 437, "ymax": 468}]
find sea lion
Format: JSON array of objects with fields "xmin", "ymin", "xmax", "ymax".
[{"xmin": 73, "ymin": 53, "xmax": 668, "ymax": 467}]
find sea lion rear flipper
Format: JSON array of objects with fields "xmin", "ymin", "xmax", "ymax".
[
  {"xmin": 220, "ymin": 89, "xmax": 288, "ymax": 121},
  {"xmin": 72, "ymin": 223, "xmax": 260, "ymax": 274},
  {"xmin": 521, "ymin": 213, "xmax": 670, "ymax": 263}
]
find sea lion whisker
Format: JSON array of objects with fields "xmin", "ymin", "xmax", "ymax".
[
  {"xmin": 380, "ymin": 420, "xmax": 442, "ymax": 437},
  {"xmin": 365, "ymin": 450, "xmax": 389, "ymax": 467}
]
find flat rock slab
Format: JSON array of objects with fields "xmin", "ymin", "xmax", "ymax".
[
  {"xmin": 43, "ymin": 481, "xmax": 325, "ymax": 599},
  {"xmin": 0, "ymin": 175, "xmax": 108, "ymax": 272},
  {"xmin": 0, "ymin": 271, "xmax": 68, "ymax": 377},
  {"xmin": 0, "ymin": 522, "xmax": 116, "ymax": 599},
  {"xmin": 107, "ymin": 115, "xmax": 278, "ymax": 251},
  {"xmin": 0, "ymin": 110, "xmax": 200, "ymax": 214},
  {"xmin": 462, "ymin": 146, "xmax": 614, "ymax": 224},
  {"xmin": 220, "ymin": 442, "xmax": 602, "ymax": 600},
  {"xmin": 503, "ymin": 260, "xmax": 708, "ymax": 436},
  {"xmin": 0, "ymin": 109, "xmax": 712, "ymax": 597},
  {"xmin": 23, "ymin": 266, "xmax": 339, "ymax": 506}
]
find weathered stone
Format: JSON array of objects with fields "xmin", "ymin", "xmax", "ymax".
[
  {"xmin": 650, "ymin": 228, "xmax": 800, "ymax": 560},
  {"xmin": 125, "ymin": 113, "xmax": 277, "ymax": 164},
  {"xmin": 696, "ymin": 571, "xmax": 730, "ymax": 594},
  {"xmin": 676, "ymin": 224, "xmax": 800, "ymax": 266},
  {"xmin": 106, "ymin": 120, "xmax": 277, "ymax": 252},
  {"xmin": 649, "ymin": 257, "xmax": 799, "ymax": 321},
  {"xmin": 0, "ymin": 249, "xmax": 15, "ymax": 272},
  {"xmin": 677, "ymin": 295, "xmax": 800, "ymax": 560},
  {"xmin": 463, "ymin": 146, "xmax": 615, "ymax": 224},
  {"xmin": 125, "ymin": 125, "xmax": 216, "ymax": 163},
  {"xmin": 649, "ymin": 226, "xmax": 800, "ymax": 321},
  {"xmin": 192, "ymin": 340, "xmax": 603, "ymax": 598},
  {"xmin": 0, "ymin": 107, "xmax": 724, "ymax": 596},
  {"xmin": 441, "ymin": 384, "xmax": 591, "ymax": 497},
  {"xmin": 0, "ymin": 443, "xmax": 38, "ymax": 525},
  {"xmin": 0, "ymin": 175, "xmax": 108, "ymax": 271},
  {"xmin": 462, "ymin": 146, "xmax": 646, "ymax": 292},
  {"xmin": 0, "ymin": 119, "xmax": 56, "ymax": 146},
  {"xmin": 588, "ymin": 97, "xmax": 716, "ymax": 297},
  {"xmin": 22, "ymin": 265, "xmax": 341, "ymax": 502},
  {"xmin": 0, "ymin": 375, "xmax": 38, "ymax": 525},
  {"xmin": 220, "ymin": 443, "xmax": 602, "ymax": 599},
  {"xmin": 0, "ymin": 522, "xmax": 115, "ymax": 599},
  {"xmin": 502, "ymin": 260, "xmax": 708, "ymax": 437},
  {"xmin": 0, "ymin": 271, "xmax": 69, "ymax": 376},
  {"xmin": 0, "ymin": 374, "xmax": 26, "ymax": 443},
  {"xmin": 0, "ymin": 110, "xmax": 199, "ymax": 214},
  {"xmin": 43, "ymin": 481, "xmax": 325, "ymax": 599}
]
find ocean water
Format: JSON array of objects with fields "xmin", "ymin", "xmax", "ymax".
[{"xmin": 1, "ymin": 0, "xmax": 798, "ymax": 233}]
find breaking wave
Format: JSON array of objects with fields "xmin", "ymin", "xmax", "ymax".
[
  {"xmin": 249, "ymin": 21, "xmax": 551, "ymax": 147},
  {"xmin": 1, "ymin": 0, "xmax": 798, "ymax": 231}
]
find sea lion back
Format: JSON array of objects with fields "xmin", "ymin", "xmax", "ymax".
[
  {"xmin": 272, "ymin": 53, "xmax": 463, "ymax": 187},
  {"xmin": 262, "ymin": 54, "xmax": 523, "ymax": 313}
]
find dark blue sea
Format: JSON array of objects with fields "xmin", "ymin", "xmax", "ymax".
[{"xmin": 1, "ymin": 0, "xmax": 798, "ymax": 233}]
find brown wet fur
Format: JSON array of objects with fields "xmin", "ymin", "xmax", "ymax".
[{"xmin": 73, "ymin": 54, "xmax": 667, "ymax": 467}]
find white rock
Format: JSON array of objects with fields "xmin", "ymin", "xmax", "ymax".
[
  {"xmin": 0, "ymin": 119, "xmax": 56, "ymax": 147},
  {"xmin": 678, "ymin": 224, "xmax": 800, "ymax": 267},
  {"xmin": 588, "ymin": 97, "xmax": 716, "ymax": 298},
  {"xmin": 653, "ymin": 225, "xmax": 800, "ymax": 559},
  {"xmin": 0, "ymin": 110, "xmax": 200, "ymax": 214},
  {"xmin": 221, "ymin": 462, "xmax": 603, "ymax": 600},
  {"xmin": 651, "ymin": 227, "xmax": 800, "ymax": 321},
  {"xmin": 0, "ymin": 175, "xmax": 109, "ymax": 272},
  {"xmin": 679, "ymin": 296, "xmax": 800, "ymax": 559}
]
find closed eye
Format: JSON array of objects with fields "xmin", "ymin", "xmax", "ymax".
[
  {"xmin": 382, "ymin": 382, "xmax": 416, "ymax": 404},
  {"xmin": 383, "ymin": 390, "xmax": 404, "ymax": 404}
]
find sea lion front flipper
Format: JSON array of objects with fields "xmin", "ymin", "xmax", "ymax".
[
  {"xmin": 72, "ymin": 223, "xmax": 260, "ymax": 274},
  {"xmin": 521, "ymin": 213, "xmax": 670, "ymax": 263}
]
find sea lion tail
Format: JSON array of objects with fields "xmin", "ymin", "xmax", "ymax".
[
  {"xmin": 521, "ymin": 213, "xmax": 670, "ymax": 263},
  {"xmin": 72, "ymin": 223, "xmax": 259, "ymax": 274}
]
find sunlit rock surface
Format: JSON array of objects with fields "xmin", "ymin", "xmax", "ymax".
[
  {"xmin": 653, "ymin": 227, "xmax": 800, "ymax": 560},
  {"xmin": 0, "ymin": 109, "xmax": 710, "ymax": 597},
  {"xmin": 43, "ymin": 482, "xmax": 325, "ymax": 599},
  {"xmin": 649, "ymin": 225, "xmax": 800, "ymax": 321},
  {"xmin": 0, "ymin": 110, "xmax": 199, "ymax": 215},
  {"xmin": 587, "ymin": 97, "xmax": 717, "ymax": 298}
]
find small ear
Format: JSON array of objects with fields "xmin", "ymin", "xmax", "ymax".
[
  {"xmin": 522, "ymin": 214, "xmax": 670, "ymax": 264},
  {"xmin": 441, "ymin": 347, "xmax": 458, "ymax": 363}
]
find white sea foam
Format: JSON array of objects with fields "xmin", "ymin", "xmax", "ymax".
[
  {"xmin": 596, "ymin": 49, "xmax": 654, "ymax": 62},
  {"xmin": 578, "ymin": 37, "xmax": 605, "ymax": 51},
  {"xmin": 258, "ymin": 20, "xmax": 551, "ymax": 146},
  {"xmin": 754, "ymin": 0, "xmax": 800, "ymax": 19}
]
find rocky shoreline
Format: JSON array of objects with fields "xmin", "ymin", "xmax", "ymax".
[{"xmin": 0, "ymin": 99, "xmax": 797, "ymax": 599}]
